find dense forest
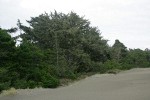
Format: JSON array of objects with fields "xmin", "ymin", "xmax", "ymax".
[{"xmin": 0, "ymin": 11, "xmax": 150, "ymax": 92}]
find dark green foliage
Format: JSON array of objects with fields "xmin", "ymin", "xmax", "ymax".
[
  {"xmin": 0, "ymin": 82, "xmax": 11, "ymax": 92},
  {"xmin": 13, "ymin": 80, "xmax": 28, "ymax": 89},
  {"xmin": 0, "ymin": 28, "xmax": 16, "ymax": 92},
  {"xmin": 109, "ymin": 40, "xmax": 150, "ymax": 70},
  {"xmin": 0, "ymin": 28, "xmax": 16, "ymax": 68},
  {"xmin": 103, "ymin": 60, "xmax": 122, "ymax": 71},
  {"xmin": 122, "ymin": 49, "xmax": 150, "ymax": 69},
  {"xmin": 111, "ymin": 39, "xmax": 127, "ymax": 61},
  {"xmin": 27, "ymin": 80, "xmax": 37, "ymax": 89},
  {"xmin": 42, "ymin": 76, "xmax": 59, "ymax": 88},
  {"xmin": 63, "ymin": 70, "xmax": 77, "ymax": 79},
  {"xmin": 16, "ymin": 11, "xmax": 109, "ymax": 76}
]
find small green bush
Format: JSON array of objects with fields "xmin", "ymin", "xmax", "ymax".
[
  {"xmin": 42, "ymin": 76, "xmax": 60, "ymax": 88},
  {"xmin": 103, "ymin": 60, "xmax": 122, "ymax": 70},
  {"xmin": 90, "ymin": 62, "xmax": 104, "ymax": 72},
  {"xmin": 27, "ymin": 80, "xmax": 37, "ymax": 89},
  {"xmin": 65, "ymin": 70, "xmax": 77, "ymax": 80},
  {"xmin": 0, "ymin": 82, "xmax": 10, "ymax": 93},
  {"xmin": 13, "ymin": 80, "xmax": 28, "ymax": 89}
]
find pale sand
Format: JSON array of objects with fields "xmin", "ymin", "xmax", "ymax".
[{"xmin": 1, "ymin": 68, "xmax": 150, "ymax": 100}]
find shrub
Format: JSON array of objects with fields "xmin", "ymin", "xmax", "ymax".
[
  {"xmin": 13, "ymin": 80, "xmax": 28, "ymax": 89},
  {"xmin": 27, "ymin": 80, "xmax": 37, "ymax": 89},
  {"xmin": 0, "ymin": 82, "xmax": 10, "ymax": 93},
  {"xmin": 42, "ymin": 76, "xmax": 60, "ymax": 88},
  {"xmin": 103, "ymin": 60, "xmax": 122, "ymax": 71},
  {"xmin": 90, "ymin": 62, "xmax": 104, "ymax": 72},
  {"xmin": 64, "ymin": 70, "xmax": 77, "ymax": 80}
]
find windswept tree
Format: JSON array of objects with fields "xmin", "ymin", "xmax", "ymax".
[
  {"xmin": 111, "ymin": 39, "xmax": 127, "ymax": 61},
  {"xmin": 16, "ymin": 11, "xmax": 109, "ymax": 74}
]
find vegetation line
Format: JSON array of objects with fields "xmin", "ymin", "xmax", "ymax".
[{"xmin": 0, "ymin": 11, "xmax": 150, "ymax": 92}]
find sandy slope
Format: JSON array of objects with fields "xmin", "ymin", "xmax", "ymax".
[{"xmin": 1, "ymin": 68, "xmax": 150, "ymax": 100}]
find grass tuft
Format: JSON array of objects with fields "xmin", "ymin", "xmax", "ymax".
[{"xmin": 1, "ymin": 88, "xmax": 17, "ymax": 96}]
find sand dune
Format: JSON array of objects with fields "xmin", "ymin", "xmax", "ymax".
[{"xmin": 1, "ymin": 68, "xmax": 150, "ymax": 100}]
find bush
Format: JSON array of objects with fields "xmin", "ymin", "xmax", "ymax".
[
  {"xmin": 27, "ymin": 80, "xmax": 37, "ymax": 89},
  {"xmin": 103, "ymin": 60, "xmax": 122, "ymax": 71},
  {"xmin": 90, "ymin": 62, "xmax": 104, "ymax": 73},
  {"xmin": 64, "ymin": 70, "xmax": 77, "ymax": 80},
  {"xmin": 0, "ymin": 82, "xmax": 10, "ymax": 93},
  {"xmin": 121, "ymin": 63, "xmax": 133, "ymax": 70},
  {"xmin": 13, "ymin": 80, "xmax": 28, "ymax": 89},
  {"xmin": 42, "ymin": 76, "xmax": 60, "ymax": 88}
]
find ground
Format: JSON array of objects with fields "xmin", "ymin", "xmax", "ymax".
[{"xmin": 1, "ymin": 68, "xmax": 150, "ymax": 100}]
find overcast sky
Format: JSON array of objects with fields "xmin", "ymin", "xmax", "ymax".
[{"xmin": 0, "ymin": 0, "xmax": 150, "ymax": 49}]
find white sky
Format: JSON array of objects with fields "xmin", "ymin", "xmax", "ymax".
[{"xmin": 0, "ymin": 0, "xmax": 150, "ymax": 49}]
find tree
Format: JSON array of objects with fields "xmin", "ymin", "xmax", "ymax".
[
  {"xmin": 0, "ymin": 28, "xmax": 16, "ymax": 91},
  {"xmin": 111, "ymin": 39, "xmax": 127, "ymax": 61},
  {"xmin": 0, "ymin": 28, "xmax": 16, "ymax": 68},
  {"xmin": 125, "ymin": 49, "xmax": 150, "ymax": 68},
  {"xmin": 16, "ymin": 11, "xmax": 109, "ymax": 74}
]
